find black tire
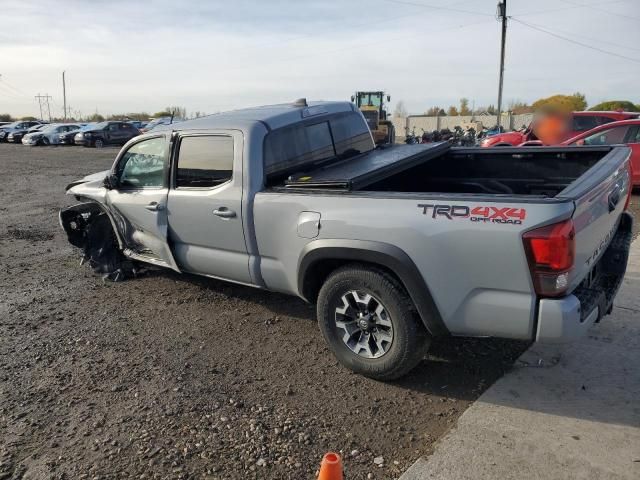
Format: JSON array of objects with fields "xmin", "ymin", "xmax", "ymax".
[
  {"xmin": 317, "ymin": 264, "xmax": 431, "ymax": 380},
  {"xmin": 388, "ymin": 125, "xmax": 396, "ymax": 145},
  {"xmin": 93, "ymin": 138, "xmax": 104, "ymax": 148},
  {"xmin": 41, "ymin": 137, "xmax": 50, "ymax": 146}
]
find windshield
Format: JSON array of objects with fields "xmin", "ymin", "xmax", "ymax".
[{"xmin": 357, "ymin": 93, "xmax": 382, "ymax": 108}]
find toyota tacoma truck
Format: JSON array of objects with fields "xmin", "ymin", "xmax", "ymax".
[{"xmin": 60, "ymin": 99, "xmax": 634, "ymax": 380}]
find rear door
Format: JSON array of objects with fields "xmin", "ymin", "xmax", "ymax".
[
  {"xmin": 105, "ymin": 134, "xmax": 179, "ymax": 270},
  {"xmin": 166, "ymin": 130, "xmax": 251, "ymax": 283}
]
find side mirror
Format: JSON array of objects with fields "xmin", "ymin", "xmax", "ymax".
[
  {"xmin": 103, "ymin": 173, "xmax": 119, "ymax": 190},
  {"xmin": 350, "ymin": 95, "xmax": 355, "ymax": 102},
  {"xmin": 387, "ymin": 95, "xmax": 391, "ymax": 102}
]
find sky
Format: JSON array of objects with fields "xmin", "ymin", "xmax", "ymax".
[{"xmin": 1, "ymin": 0, "xmax": 639, "ymax": 118}]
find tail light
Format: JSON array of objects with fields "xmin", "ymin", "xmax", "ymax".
[{"xmin": 523, "ymin": 219, "xmax": 575, "ymax": 297}]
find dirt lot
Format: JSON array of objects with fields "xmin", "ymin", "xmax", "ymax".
[{"xmin": 1, "ymin": 144, "xmax": 637, "ymax": 480}]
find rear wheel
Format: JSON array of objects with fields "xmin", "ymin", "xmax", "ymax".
[
  {"xmin": 94, "ymin": 138, "xmax": 104, "ymax": 148},
  {"xmin": 387, "ymin": 125, "xmax": 396, "ymax": 145},
  {"xmin": 317, "ymin": 265, "xmax": 431, "ymax": 380}
]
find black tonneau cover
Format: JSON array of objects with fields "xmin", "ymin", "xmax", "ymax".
[{"xmin": 284, "ymin": 142, "xmax": 450, "ymax": 190}]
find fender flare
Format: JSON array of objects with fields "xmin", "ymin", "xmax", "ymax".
[{"xmin": 297, "ymin": 239, "xmax": 449, "ymax": 337}]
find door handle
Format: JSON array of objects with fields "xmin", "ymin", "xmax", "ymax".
[
  {"xmin": 145, "ymin": 202, "xmax": 164, "ymax": 212},
  {"xmin": 213, "ymin": 207, "xmax": 236, "ymax": 218}
]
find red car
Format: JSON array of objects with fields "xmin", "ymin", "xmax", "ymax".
[
  {"xmin": 481, "ymin": 111, "xmax": 639, "ymax": 147},
  {"xmin": 561, "ymin": 119, "xmax": 640, "ymax": 187}
]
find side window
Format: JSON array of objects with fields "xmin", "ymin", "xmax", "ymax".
[
  {"xmin": 176, "ymin": 136, "xmax": 234, "ymax": 188},
  {"xmin": 582, "ymin": 127, "xmax": 628, "ymax": 146},
  {"xmin": 572, "ymin": 116, "xmax": 598, "ymax": 132},
  {"xmin": 108, "ymin": 123, "xmax": 119, "ymax": 132},
  {"xmin": 625, "ymin": 126, "xmax": 640, "ymax": 143},
  {"xmin": 116, "ymin": 137, "xmax": 167, "ymax": 188}
]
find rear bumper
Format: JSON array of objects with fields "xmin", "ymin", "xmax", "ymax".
[{"xmin": 535, "ymin": 212, "xmax": 633, "ymax": 343}]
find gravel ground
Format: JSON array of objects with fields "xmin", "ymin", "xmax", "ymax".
[{"xmin": 0, "ymin": 144, "xmax": 636, "ymax": 480}]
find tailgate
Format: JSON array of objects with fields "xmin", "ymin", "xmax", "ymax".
[{"xmin": 561, "ymin": 146, "xmax": 632, "ymax": 292}]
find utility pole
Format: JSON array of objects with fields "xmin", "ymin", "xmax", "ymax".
[
  {"xmin": 35, "ymin": 93, "xmax": 53, "ymax": 121},
  {"xmin": 35, "ymin": 93, "xmax": 44, "ymax": 120},
  {"xmin": 496, "ymin": 0, "xmax": 507, "ymax": 129},
  {"xmin": 62, "ymin": 71, "xmax": 67, "ymax": 120}
]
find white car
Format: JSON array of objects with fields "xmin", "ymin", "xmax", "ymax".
[{"xmin": 22, "ymin": 124, "xmax": 80, "ymax": 146}]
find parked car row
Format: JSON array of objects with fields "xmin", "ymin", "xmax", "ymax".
[
  {"xmin": 480, "ymin": 110, "xmax": 640, "ymax": 147},
  {"xmin": 0, "ymin": 118, "xmax": 182, "ymax": 148},
  {"xmin": 479, "ymin": 111, "xmax": 640, "ymax": 187},
  {"xmin": 0, "ymin": 121, "xmax": 143, "ymax": 148}
]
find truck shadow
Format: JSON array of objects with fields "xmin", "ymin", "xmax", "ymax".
[{"xmin": 155, "ymin": 269, "xmax": 530, "ymax": 403}]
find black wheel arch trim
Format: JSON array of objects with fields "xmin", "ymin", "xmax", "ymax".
[{"xmin": 297, "ymin": 239, "xmax": 449, "ymax": 337}]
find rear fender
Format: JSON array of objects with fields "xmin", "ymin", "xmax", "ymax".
[{"xmin": 298, "ymin": 239, "xmax": 449, "ymax": 337}]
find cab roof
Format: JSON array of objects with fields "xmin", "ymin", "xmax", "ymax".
[{"xmin": 155, "ymin": 100, "xmax": 356, "ymax": 132}]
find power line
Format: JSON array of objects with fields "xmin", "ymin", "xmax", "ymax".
[
  {"xmin": 516, "ymin": 0, "xmax": 633, "ymax": 17},
  {"xmin": 230, "ymin": 0, "xmax": 481, "ymax": 65},
  {"xmin": 511, "ymin": 17, "xmax": 640, "ymax": 64},
  {"xmin": 513, "ymin": 19, "xmax": 640, "ymax": 53},
  {"xmin": 0, "ymin": 82, "xmax": 22, "ymax": 99},
  {"xmin": 558, "ymin": 0, "xmax": 640, "ymax": 22},
  {"xmin": 215, "ymin": 17, "xmax": 495, "ymax": 77},
  {"xmin": 380, "ymin": 0, "xmax": 494, "ymax": 16},
  {"xmin": 0, "ymin": 76, "xmax": 29, "ymax": 97}
]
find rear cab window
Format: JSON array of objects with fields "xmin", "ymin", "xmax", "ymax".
[
  {"xmin": 572, "ymin": 115, "xmax": 598, "ymax": 132},
  {"xmin": 264, "ymin": 111, "xmax": 374, "ymax": 177}
]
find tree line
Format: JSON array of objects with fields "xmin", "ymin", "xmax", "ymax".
[
  {"xmin": 0, "ymin": 106, "xmax": 205, "ymax": 123},
  {"xmin": 394, "ymin": 93, "xmax": 640, "ymax": 118}
]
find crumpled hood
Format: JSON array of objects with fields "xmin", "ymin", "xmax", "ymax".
[{"xmin": 65, "ymin": 169, "xmax": 110, "ymax": 192}]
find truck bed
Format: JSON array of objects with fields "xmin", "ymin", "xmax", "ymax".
[{"xmin": 282, "ymin": 143, "xmax": 618, "ymax": 199}]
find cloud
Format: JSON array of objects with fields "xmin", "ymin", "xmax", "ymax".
[{"xmin": 0, "ymin": 0, "xmax": 638, "ymax": 118}]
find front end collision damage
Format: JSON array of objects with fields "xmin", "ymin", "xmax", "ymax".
[{"xmin": 59, "ymin": 201, "xmax": 140, "ymax": 282}]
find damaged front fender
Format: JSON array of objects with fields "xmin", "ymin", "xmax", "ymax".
[
  {"xmin": 59, "ymin": 202, "xmax": 140, "ymax": 281},
  {"xmin": 59, "ymin": 202, "xmax": 123, "ymax": 250}
]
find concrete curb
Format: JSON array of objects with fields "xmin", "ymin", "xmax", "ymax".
[{"xmin": 400, "ymin": 239, "xmax": 640, "ymax": 480}]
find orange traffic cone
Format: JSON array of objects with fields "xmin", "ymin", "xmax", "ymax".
[{"xmin": 317, "ymin": 452, "xmax": 344, "ymax": 480}]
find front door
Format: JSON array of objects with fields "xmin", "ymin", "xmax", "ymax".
[
  {"xmin": 106, "ymin": 134, "xmax": 179, "ymax": 271},
  {"xmin": 166, "ymin": 131, "xmax": 251, "ymax": 284}
]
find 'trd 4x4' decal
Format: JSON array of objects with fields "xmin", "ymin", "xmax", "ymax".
[{"xmin": 417, "ymin": 204, "xmax": 526, "ymax": 225}]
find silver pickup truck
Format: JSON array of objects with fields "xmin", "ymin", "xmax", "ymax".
[{"xmin": 60, "ymin": 99, "xmax": 633, "ymax": 380}]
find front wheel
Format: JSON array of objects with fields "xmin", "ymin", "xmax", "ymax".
[
  {"xmin": 93, "ymin": 138, "xmax": 104, "ymax": 148},
  {"xmin": 317, "ymin": 265, "xmax": 431, "ymax": 380},
  {"xmin": 41, "ymin": 137, "xmax": 50, "ymax": 146}
]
